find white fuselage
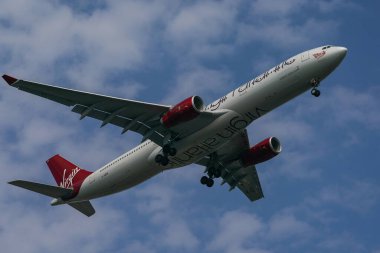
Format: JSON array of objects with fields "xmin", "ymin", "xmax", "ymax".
[{"xmin": 71, "ymin": 46, "xmax": 347, "ymax": 202}]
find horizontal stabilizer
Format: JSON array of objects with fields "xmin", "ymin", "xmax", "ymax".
[
  {"xmin": 9, "ymin": 180, "xmax": 73, "ymax": 198},
  {"xmin": 69, "ymin": 201, "xmax": 96, "ymax": 217}
]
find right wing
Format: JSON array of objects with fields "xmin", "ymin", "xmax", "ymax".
[{"xmin": 197, "ymin": 130, "xmax": 264, "ymax": 202}]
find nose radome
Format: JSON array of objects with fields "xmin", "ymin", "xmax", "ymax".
[{"xmin": 335, "ymin": 46, "xmax": 348, "ymax": 60}]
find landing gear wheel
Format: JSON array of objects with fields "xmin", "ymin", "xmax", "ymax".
[
  {"xmin": 200, "ymin": 176, "xmax": 209, "ymax": 185},
  {"xmin": 311, "ymin": 88, "xmax": 321, "ymax": 97},
  {"xmin": 168, "ymin": 147, "xmax": 177, "ymax": 156},
  {"xmin": 160, "ymin": 156, "xmax": 169, "ymax": 166},
  {"xmin": 163, "ymin": 144, "xmax": 171, "ymax": 154},
  {"xmin": 155, "ymin": 154, "xmax": 164, "ymax": 163},
  {"xmin": 155, "ymin": 154, "xmax": 169, "ymax": 166},
  {"xmin": 206, "ymin": 178, "xmax": 214, "ymax": 187},
  {"xmin": 163, "ymin": 145, "xmax": 177, "ymax": 157}
]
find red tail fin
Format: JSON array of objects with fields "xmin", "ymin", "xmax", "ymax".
[{"xmin": 46, "ymin": 155, "xmax": 92, "ymax": 191}]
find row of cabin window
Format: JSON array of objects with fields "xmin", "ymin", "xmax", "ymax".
[{"xmin": 101, "ymin": 141, "xmax": 152, "ymax": 170}]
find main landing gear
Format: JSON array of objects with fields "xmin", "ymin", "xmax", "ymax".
[
  {"xmin": 200, "ymin": 176, "xmax": 214, "ymax": 187},
  {"xmin": 200, "ymin": 166, "xmax": 221, "ymax": 188},
  {"xmin": 310, "ymin": 78, "xmax": 321, "ymax": 97},
  {"xmin": 155, "ymin": 144, "xmax": 177, "ymax": 166}
]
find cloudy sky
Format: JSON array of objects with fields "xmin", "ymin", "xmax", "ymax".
[{"xmin": 0, "ymin": 0, "xmax": 379, "ymax": 252}]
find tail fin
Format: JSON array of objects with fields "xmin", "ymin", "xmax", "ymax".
[{"xmin": 46, "ymin": 154, "xmax": 92, "ymax": 190}]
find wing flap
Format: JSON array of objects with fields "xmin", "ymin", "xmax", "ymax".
[
  {"xmin": 221, "ymin": 164, "xmax": 264, "ymax": 201},
  {"xmin": 197, "ymin": 130, "xmax": 265, "ymax": 202},
  {"xmin": 235, "ymin": 165, "xmax": 264, "ymax": 201}
]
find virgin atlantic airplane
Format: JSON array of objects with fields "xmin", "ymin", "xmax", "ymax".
[{"xmin": 4, "ymin": 45, "xmax": 347, "ymax": 216}]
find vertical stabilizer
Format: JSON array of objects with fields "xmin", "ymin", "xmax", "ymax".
[{"xmin": 46, "ymin": 154, "xmax": 92, "ymax": 191}]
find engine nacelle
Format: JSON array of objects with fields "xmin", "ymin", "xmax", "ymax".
[
  {"xmin": 161, "ymin": 96, "xmax": 204, "ymax": 128},
  {"xmin": 241, "ymin": 137, "xmax": 282, "ymax": 166}
]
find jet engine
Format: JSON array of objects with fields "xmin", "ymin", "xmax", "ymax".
[
  {"xmin": 161, "ymin": 96, "xmax": 204, "ymax": 128},
  {"xmin": 241, "ymin": 137, "xmax": 282, "ymax": 166}
]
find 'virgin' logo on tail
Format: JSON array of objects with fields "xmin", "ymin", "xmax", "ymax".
[{"xmin": 60, "ymin": 167, "xmax": 80, "ymax": 189}]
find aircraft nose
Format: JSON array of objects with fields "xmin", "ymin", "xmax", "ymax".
[
  {"xmin": 335, "ymin": 46, "xmax": 348, "ymax": 61},
  {"xmin": 326, "ymin": 46, "xmax": 348, "ymax": 70}
]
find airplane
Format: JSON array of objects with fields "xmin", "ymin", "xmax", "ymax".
[{"xmin": 4, "ymin": 45, "xmax": 347, "ymax": 216}]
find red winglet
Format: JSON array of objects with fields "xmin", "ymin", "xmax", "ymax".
[{"xmin": 2, "ymin": 74, "xmax": 18, "ymax": 85}]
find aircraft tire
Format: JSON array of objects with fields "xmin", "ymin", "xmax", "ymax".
[
  {"xmin": 160, "ymin": 156, "xmax": 169, "ymax": 166},
  {"xmin": 206, "ymin": 178, "xmax": 214, "ymax": 187},
  {"xmin": 200, "ymin": 176, "xmax": 209, "ymax": 185},
  {"xmin": 155, "ymin": 154, "xmax": 163, "ymax": 163},
  {"xmin": 311, "ymin": 88, "xmax": 321, "ymax": 97}
]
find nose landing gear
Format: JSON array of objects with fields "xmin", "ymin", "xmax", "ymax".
[
  {"xmin": 310, "ymin": 78, "xmax": 321, "ymax": 97},
  {"xmin": 311, "ymin": 88, "xmax": 321, "ymax": 97}
]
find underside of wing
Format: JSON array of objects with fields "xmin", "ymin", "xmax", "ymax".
[
  {"xmin": 3, "ymin": 75, "xmax": 226, "ymax": 145},
  {"xmin": 221, "ymin": 164, "xmax": 264, "ymax": 201},
  {"xmin": 197, "ymin": 130, "xmax": 265, "ymax": 202},
  {"xmin": 3, "ymin": 75, "xmax": 172, "ymax": 143}
]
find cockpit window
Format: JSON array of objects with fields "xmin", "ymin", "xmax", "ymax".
[{"xmin": 322, "ymin": 45, "xmax": 332, "ymax": 50}]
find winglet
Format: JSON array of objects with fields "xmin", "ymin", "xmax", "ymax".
[{"xmin": 2, "ymin": 74, "xmax": 18, "ymax": 85}]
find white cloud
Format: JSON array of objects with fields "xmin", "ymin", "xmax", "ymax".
[
  {"xmin": 133, "ymin": 182, "xmax": 200, "ymax": 251},
  {"xmin": 268, "ymin": 212, "xmax": 314, "ymax": 241},
  {"xmin": 318, "ymin": 233, "xmax": 365, "ymax": 252},
  {"xmin": 251, "ymin": 0, "xmax": 305, "ymax": 17},
  {"xmin": 165, "ymin": 0, "xmax": 240, "ymax": 59},
  {"xmin": 161, "ymin": 220, "xmax": 200, "ymax": 250},
  {"xmin": 209, "ymin": 210, "xmax": 267, "ymax": 253},
  {"xmin": 0, "ymin": 201, "xmax": 127, "ymax": 253},
  {"xmin": 163, "ymin": 67, "xmax": 232, "ymax": 104},
  {"xmin": 310, "ymin": 180, "xmax": 380, "ymax": 213}
]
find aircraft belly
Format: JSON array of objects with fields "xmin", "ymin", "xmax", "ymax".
[
  {"xmin": 75, "ymin": 146, "xmax": 162, "ymax": 200},
  {"xmin": 166, "ymin": 111, "xmax": 245, "ymax": 168}
]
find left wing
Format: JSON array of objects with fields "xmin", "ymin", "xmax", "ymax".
[
  {"xmin": 3, "ymin": 75, "xmax": 223, "ymax": 145},
  {"xmin": 198, "ymin": 130, "xmax": 264, "ymax": 201}
]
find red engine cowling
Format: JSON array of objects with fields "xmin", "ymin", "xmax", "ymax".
[
  {"xmin": 241, "ymin": 137, "xmax": 282, "ymax": 166},
  {"xmin": 161, "ymin": 96, "xmax": 204, "ymax": 128}
]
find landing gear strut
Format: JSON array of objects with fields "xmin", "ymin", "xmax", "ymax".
[
  {"xmin": 310, "ymin": 78, "xmax": 321, "ymax": 97},
  {"xmin": 163, "ymin": 144, "xmax": 177, "ymax": 156}
]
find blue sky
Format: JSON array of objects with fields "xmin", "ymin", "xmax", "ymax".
[{"xmin": 0, "ymin": 0, "xmax": 379, "ymax": 252}]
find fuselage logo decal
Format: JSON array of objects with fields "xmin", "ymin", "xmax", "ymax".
[{"xmin": 313, "ymin": 51, "xmax": 326, "ymax": 59}]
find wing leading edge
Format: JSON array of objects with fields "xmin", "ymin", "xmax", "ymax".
[
  {"xmin": 3, "ymin": 75, "xmax": 226, "ymax": 145},
  {"xmin": 3, "ymin": 75, "xmax": 170, "ymax": 142}
]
